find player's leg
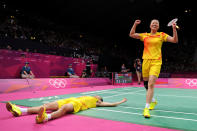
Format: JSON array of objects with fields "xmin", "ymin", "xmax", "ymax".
[
  {"xmin": 148, "ymin": 60, "xmax": 161, "ymax": 110},
  {"xmin": 28, "ymin": 101, "xmax": 59, "ymax": 113},
  {"xmin": 50, "ymin": 103, "xmax": 74, "ymax": 119},
  {"xmin": 146, "ymin": 75, "xmax": 158, "ymax": 108},
  {"xmin": 6, "ymin": 101, "xmax": 59, "ymax": 117},
  {"xmin": 142, "ymin": 59, "xmax": 149, "ymax": 90},
  {"xmin": 143, "ymin": 77, "xmax": 149, "ymax": 90},
  {"xmin": 143, "ymin": 76, "xmax": 151, "ymax": 118},
  {"xmin": 147, "ymin": 75, "xmax": 157, "ymax": 103},
  {"xmin": 36, "ymin": 103, "xmax": 74, "ymax": 124},
  {"xmin": 143, "ymin": 60, "xmax": 161, "ymax": 117},
  {"xmin": 142, "ymin": 59, "xmax": 151, "ymax": 118}
]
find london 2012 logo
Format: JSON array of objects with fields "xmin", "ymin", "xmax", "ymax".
[
  {"xmin": 49, "ymin": 79, "xmax": 67, "ymax": 88},
  {"xmin": 185, "ymin": 79, "xmax": 197, "ymax": 87}
]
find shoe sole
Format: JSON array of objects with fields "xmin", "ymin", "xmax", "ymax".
[
  {"xmin": 6, "ymin": 102, "xmax": 19, "ymax": 117},
  {"xmin": 36, "ymin": 107, "xmax": 45, "ymax": 124}
]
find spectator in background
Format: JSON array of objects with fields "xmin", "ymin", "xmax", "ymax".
[
  {"xmin": 85, "ymin": 61, "xmax": 92, "ymax": 77},
  {"xmin": 21, "ymin": 62, "xmax": 35, "ymax": 79},
  {"xmin": 7, "ymin": 45, "xmax": 12, "ymax": 50},
  {"xmin": 81, "ymin": 69, "xmax": 87, "ymax": 78},
  {"xmin": 134, "ymin": 58, "xmax": 142, "ymax": 85},
  {"xmin": 102, "ymin": 66, "xmax": 109, "ymax": 77},
  {"xmin": 25, "ymin": 48, "xmax": 30, "ymax": 52},
  {"xmin": 18, "ymin": 48, "xmax": 23, "ymax": 52},
  {"xmin": 33, "ymin": 49, "xmax": 37, "ymax": 53},
  {"xmin": 66, "ymin": 64, "xmax": 79, "ymax": 78},
  {"xmin": 121, "ymin": 64, "xmax": 129, "ymax": 73}
]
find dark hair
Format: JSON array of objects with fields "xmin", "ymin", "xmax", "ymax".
[
  {"xmin": 100, "ymin": 97, "xmax": 103, "ymax": 102},
  {"xmin": 151, "ymin": 19, "xmax": 159, "ymax": 23}
]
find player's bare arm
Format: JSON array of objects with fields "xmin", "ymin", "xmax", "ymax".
[
  {"xmin": 129, "ymin": 20, "xmax": 141, "ymax": 39},
  {"xmin": 96, "ymin": 98, "xmax": 127, "ymax": 107}
]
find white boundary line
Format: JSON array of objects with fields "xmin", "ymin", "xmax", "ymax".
[
  {"xmin": 118, "ymin": 106, "xmax": 197, "ymax": 116},
  {"xmin": 82, "ymin": 88, "xmax": 197, "ymax": 99},
  {"xmin": 103, "ymin": 89, "xmax": 144, "ymax": 98},
  {"xmin": 81, "ymin": 90, "xmax": 118, "ymax": 94},
  {"xmin": 92, "ymin": 108, "xmax": 197, "ymax": 122},
  {"xmin": 81, "ymin": 89, "xmax": 114, "ymax": 94},
  {"xmin": 81, "ymin": 87, "xmax": 141, "ymax": 95},
  {"xmin": 80, "ymin": 87, "xmax": 197, "ymax": 121},
  {"xmin": 134, "ymin": 93, "xmax": 197, "ymax": 99}
]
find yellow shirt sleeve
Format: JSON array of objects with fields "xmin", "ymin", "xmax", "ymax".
[
  {"xmin": 161, "ymin": 32, "xmax": 169, "ymax": 42},
  {"xmin": 139, "ymin": 33, "xmax": 147, "ymax": 41}
]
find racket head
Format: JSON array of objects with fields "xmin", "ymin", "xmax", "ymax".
[{"xmin": 167, "ymin": 18, "xmax": 178, "ymax": 26}]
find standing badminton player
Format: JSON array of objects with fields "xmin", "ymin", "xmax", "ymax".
[{"xmin": 129, "ymin": 19, "xmax": 178, "ymax": 118}]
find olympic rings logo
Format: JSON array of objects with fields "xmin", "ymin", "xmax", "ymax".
[
  {"xmin": 185, "ymin": 79, "xmax": 197, "ymax": 87},
  {"xmin": 49, "ymin": 79, "xmax": 67, "ymax": 88}
]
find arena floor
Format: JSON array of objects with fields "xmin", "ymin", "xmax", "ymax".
[{"xmin": 1, "ymin": 82, "xmax": 196, "ymax": 131}]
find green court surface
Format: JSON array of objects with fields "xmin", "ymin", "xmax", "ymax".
[{"xmin": 5, "ymin": 87, "xmax": 197, "ymax": 131}]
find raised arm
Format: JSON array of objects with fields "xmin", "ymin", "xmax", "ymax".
[
  {"xmin": 129, "ymin": 20, "xmax": 141, "ymax": 39},
  {"xmin": 96, "ymin": 98, "xmax": 127, "ymax": 107},
  {"xmin": 166, "ymin": 23, "xmax": 178, "ymax": 43}
]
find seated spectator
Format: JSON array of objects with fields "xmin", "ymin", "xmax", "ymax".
[
  {"xmin": 81, "ymin": 69, "xmax": 87, "ymax": 78},
  {"xmin": 85, "ymin": 61, "xmax": 92, "ymax": 77},
  {"xmin": 134, "ymin": 58, "xmax": 142, "ymax": 85},
  {"xmin": 7, "ymin": 45, "xmax": 12, "ymax": 50},
  {"xmin": 102, "ymin": 66, "xmax": 109, "ymax": 77},
  {"xmin": 121, "ymin": 64, "xmax": 129, "ymax": 73},
  {"xmin": 21, "ymin": 62, "xmax": 35, "ymax": 79},
  {"xmin": 66, "ymin": 64, "xmax": 79, "ymax": 78}
]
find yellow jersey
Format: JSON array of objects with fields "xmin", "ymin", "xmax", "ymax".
[
  {"xmin": 139, "ymin": 32, "xmax": 168, "ymax": 60},
  {"xmin": 77, "ymin": 96, "xmax": 98, "ymax": 110}
]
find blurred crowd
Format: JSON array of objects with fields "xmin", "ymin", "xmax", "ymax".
[
  {"xmin": 0, "ymin": 2, "xmax": 197, "ymax": 75},
  {"xmin": 0, "ymin": 4, "xmax": 102, "ymax": 63},
  {"xmin": 160, "ymin": 40, "xmax": 197, "ymax": 73}
]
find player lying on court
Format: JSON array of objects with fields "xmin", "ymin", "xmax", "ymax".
[{"xmin": 6, "ymin": 95, "xmax": 127, "ymax": 124}]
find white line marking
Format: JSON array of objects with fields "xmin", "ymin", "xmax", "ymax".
[
  {"xmin": 103, "ymin": 89, "xmax": 144, "ymax": 98},
  {"xmin": 81, "ymin": 90, "xmax": 113, "ymax": 94},
  {"xmin": 118, "ymin": 106, "xmax": 197, "ymax": 116},
  {"xmin": 116, "ymin": 87, "xmax": 140, "ymax": 91},
  {"xmin": 134, "ymin": 93, "xmax": 197, "ymax": 99},
  {"xmin": 82, "ymin": 90, "xmax": 121, "ymax": 94},
  {"xmin": 92, "ymin": 108, "xmax": 197, "ymax": 122},
  {"xmin": 81, "ymin": 87, "xmax": 142, "ymax": 95}
]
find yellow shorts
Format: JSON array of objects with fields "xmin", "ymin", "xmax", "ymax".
[
  {"xmin": 57, "ymin": 97, "xmax": 82, "ymax": 113},
  {"xmin": 142, "ymin": 59, "xmax": 162, "ymax": 78}
]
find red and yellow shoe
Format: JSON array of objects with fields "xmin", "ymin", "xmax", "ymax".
[
  {"xmin": 143, "ymin": 108, "xmax": 150, "ymax": 118},
  {"xmin": 149, "ymin": 100, "xmax": 157, "ymax": 110},
  {"xmin": 36, "ymin": 107, "xmax": 48, "ymax": 124},
  {"xmin": 6, "ymin": 102, "xmax": 22, "ymax": 117}
]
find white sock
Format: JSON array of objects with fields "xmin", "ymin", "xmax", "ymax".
[
  {"xmin": 145, "ymin": 103, "xmax": 150, "ymax": 108},
  {"xmin": 47, "ymin": 114, "xmax": 52, "ymax": 120},
  {"xmin": 19, "ymin": 107, "xmax": 28, "ymax": 113},
  {"xmin": 152, "ymin": 98, "xmax": 156, "ymax": 102}
]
